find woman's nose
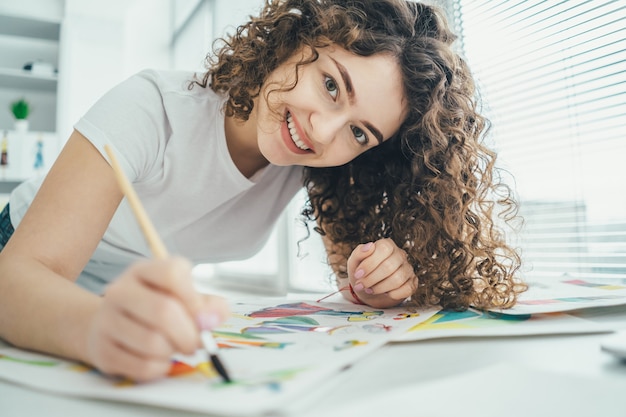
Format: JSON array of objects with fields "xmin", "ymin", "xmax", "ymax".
[{"xmin": 310, "ymin": 111, "xmax": 346, "ymax": 145}]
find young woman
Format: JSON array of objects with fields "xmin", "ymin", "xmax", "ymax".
[{"xmin": 0, "ymin": 0, "xmax": 525, "ymax": 381}]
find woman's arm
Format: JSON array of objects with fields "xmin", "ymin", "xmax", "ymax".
[
  {"xmin": 322, "ymin": 235, "xmax": 418, "ymax": 309},
  {"xmin": 0, "ymin": 131, "xmax": 122, "ymax": 357},
  {"xmin": 0, "ymin": 131, "xmax": 229, "ymax": 381}
]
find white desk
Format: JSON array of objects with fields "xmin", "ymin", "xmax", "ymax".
[{"xmin": 1, "ymin": 302, "xmax": 625, "ymax": 417}]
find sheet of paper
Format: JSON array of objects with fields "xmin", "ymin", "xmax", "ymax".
[
  {"xmin": 299, "ymin": 362, "xmax": 625, "ymax": 417},
  {"xmin": 489, "ymin": 278, "xmax": 626, "ymax": 315},
  {"xmin": 0, "ymin": 299, "xmax": 437, "ymax": 416},
  {"xmin": 394, "ymin": 307, "xmax": 613, "ymax": 342}
]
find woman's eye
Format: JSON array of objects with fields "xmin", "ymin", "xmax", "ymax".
[
  {"xmin": 351, "ymin": 126, "xmax": 368, "ymax": 145},
  {"xmin": 324, "ymin": 76, "xmax": 338, "ymax": 99}
]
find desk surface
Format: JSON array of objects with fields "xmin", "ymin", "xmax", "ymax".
[{"xmin": 1, "ymin": 300, "xmax": 626, "ymax": 417}]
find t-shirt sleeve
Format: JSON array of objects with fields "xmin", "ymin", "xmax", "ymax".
[{"xmin": 74, "ymin": 69, "xmax": 168, "ymax": 183}]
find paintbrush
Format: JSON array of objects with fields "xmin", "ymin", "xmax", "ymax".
[{"xmin": 104, "ymin": 144, "xmax": 232, "ymax": 383}]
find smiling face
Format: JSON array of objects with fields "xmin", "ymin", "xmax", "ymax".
[{"xmin": 254, "ymin": 45, "xmax": 407, "ymax": 168}]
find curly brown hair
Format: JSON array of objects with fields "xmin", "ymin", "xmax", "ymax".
[{"xmin": 198, "ymin": 0, "xmax": 526, "ymax": 310}]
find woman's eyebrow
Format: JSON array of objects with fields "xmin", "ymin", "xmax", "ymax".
[
  {"xmin": 364, "ymin": 122, "xmax": 383, "ymax": 144},
  {"xmin": 330, "ymin": 57, "xmax": 354, "ymax": 103},
  {"xmin": 330, "ymin": 57, "xmax": 384, "ymax": 144}
]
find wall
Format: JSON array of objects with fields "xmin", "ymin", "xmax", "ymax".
[
  {"xmin": 57, "ymin": 0, "xmax": 171, "ymax": 144},
  {"xmin": 4, "ymin": 0, "xmax": 263, "ymax": 144}
]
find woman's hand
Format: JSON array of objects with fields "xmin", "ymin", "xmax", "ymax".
[
  {"xmin": 85, "ymin": 257, "xmax": 229, "ymax": 382},
  {"xmin": 346, "ymin": 239, "xmax": 418, "ymax": 308}
]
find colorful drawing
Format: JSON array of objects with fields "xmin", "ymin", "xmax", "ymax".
[
  {"xmin": 213, "ymin": 330, "xmax": 291, "ymax": 349},
  {"xmin": 168, "ymin": 359, "xmax": 303, "ymax": 392},
  {"xmin": 396, "ymin": 306, "xmax": 610, "ymax": 342},
  {"xmin": 242, "ymin": 316, "xmax": 350, "ymax": 335},
  {"xmin": 246, "ymin": 302, "xmax": 383, "ymax": 321},
  {"xmin": 408, "ymin": 309, "xmax": 531, "ymax": 332},
  {"xmin": 0, "ymin": 299, "xmax": 436, "ymax": 416}
]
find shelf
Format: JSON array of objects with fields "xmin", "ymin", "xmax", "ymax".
[
  {"xmin": 0, "ymin": 15, "xmax": 60, "ymax": 41},
  {"xmin": 0, "ymin": 180, "xmax": 21, "ymax": 194},
  {"xmin": 0, "ymin": 12, "xmax": 61, "ymax": 133},
  {"xmin": 0, "ymin": 68, "xmax": 57, "ymax": 92}
]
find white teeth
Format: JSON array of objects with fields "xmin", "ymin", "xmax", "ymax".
[{"xmin": 286, "ymin": 113, "xmax": 310, "ymax": 151}]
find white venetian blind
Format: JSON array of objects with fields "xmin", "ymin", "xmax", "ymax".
[{"xmin": 450, "ymin": 0, "xmax": 626, "ymax": 281}]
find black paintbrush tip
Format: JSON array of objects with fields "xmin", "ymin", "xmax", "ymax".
[{"xmin": 210, "ymin": 354, "xmax": 232, "ymax": 383}]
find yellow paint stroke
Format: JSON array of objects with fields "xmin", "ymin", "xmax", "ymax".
[
  {"xmin": 232, "ymin": 313, "xmax": 255, "ymax": 320},
  {"xmin": 327, "ymin": 325, "xmax": 351, "ymax": 335},
  {"xmin": 408, "ymin": 312, "xmax": 445, "ymax": 331},
  {"xmin": 347, "ymin": 312, "xmax": 382, "ymax": 322},
  {"xmin": 394, "ymin": 313, "xmax": 421, "ymax": 320},
  {"xmin": 68, "ymin": 363, "xmax": 92, "ymax": 373},
  {"xmin": 196, "ymin": 361, "xmax": 218, "ymax": 378}
]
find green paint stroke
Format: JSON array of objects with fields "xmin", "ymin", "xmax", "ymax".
[
  {"xmin": 212, "ymin": 330, "xmax": 266, "ymax": 340},
  {"xmin": 0, "ymin": 353, "xmax": 59, "ymax": 367}
]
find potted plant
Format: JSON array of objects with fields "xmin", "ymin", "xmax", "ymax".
[{"xmin": 10, "ymin": 98, "xmax": 30, "ymax": 133}]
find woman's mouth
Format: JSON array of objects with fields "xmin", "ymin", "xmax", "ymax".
[{"xmin": 286, "ymin": 112, "xmax": 311, "ymax": 151}]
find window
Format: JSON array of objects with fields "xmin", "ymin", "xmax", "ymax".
[
  {"xmin": 449, "ymin": 0, "xmax": 626, "ymax": 282},
  {"xmin": 206, "ymin": 192, "xmax": 334, "ymax": 295}
]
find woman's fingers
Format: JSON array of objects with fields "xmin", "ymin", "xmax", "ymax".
[
  {"xmin": 385, "ymin": 275, "xmax": 418, "ymax": 300},
  {"xmin": 87, "ymin": 257, "xmax": 231, "ymax": 382},
  {"xmin": 347, "ymin": 241, "xmax": 376, "ymax": 281},
  {"xmin": 87, "ymin": 302, "xmax": 174, "ymax": 381},
  {"xmin": 93, "ymin": 336, "xmax": 172, "ymax": 382},
  {"xmin": 130, "ymin": 257, "xmax": 202, "ymax": 312},
  {"xmin": 350, "ymin": 238, "xmax": 417, "ymax": 301},
  {"xmin": 100, "ymin": 302, "xmax": 173, "ymax": 360},
  {"xmin": 104, "ymin": 262, "xmax": 200, "ymax": 355},
  {"xmin": 371, "ymin": 264, "xmax": 418, "ymax": 300},
  {"xmin": 197, "ymin": 294, "xmax": 231, "ymax": 330},
  {"xmin": 368, "ymin": 264, "xmax": 412, "ymax": 294}
]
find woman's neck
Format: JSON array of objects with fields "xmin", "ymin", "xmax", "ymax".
[{"xmin": 224, "ymin": 110, "xmax": 269, "ymax": 179}]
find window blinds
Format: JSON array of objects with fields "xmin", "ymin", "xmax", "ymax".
[{"xmin": 450, "ymin": 0, "xmax": 626, "ymax": 281}]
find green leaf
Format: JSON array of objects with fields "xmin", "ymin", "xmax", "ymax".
[{"xmin": 10, "ymin": 99, "xmax": 30, "ymax": 120}]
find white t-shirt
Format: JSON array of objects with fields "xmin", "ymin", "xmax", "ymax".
[{"xmin": 9, "ymin": 69, "xmax": 304, "ymax": 293}]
